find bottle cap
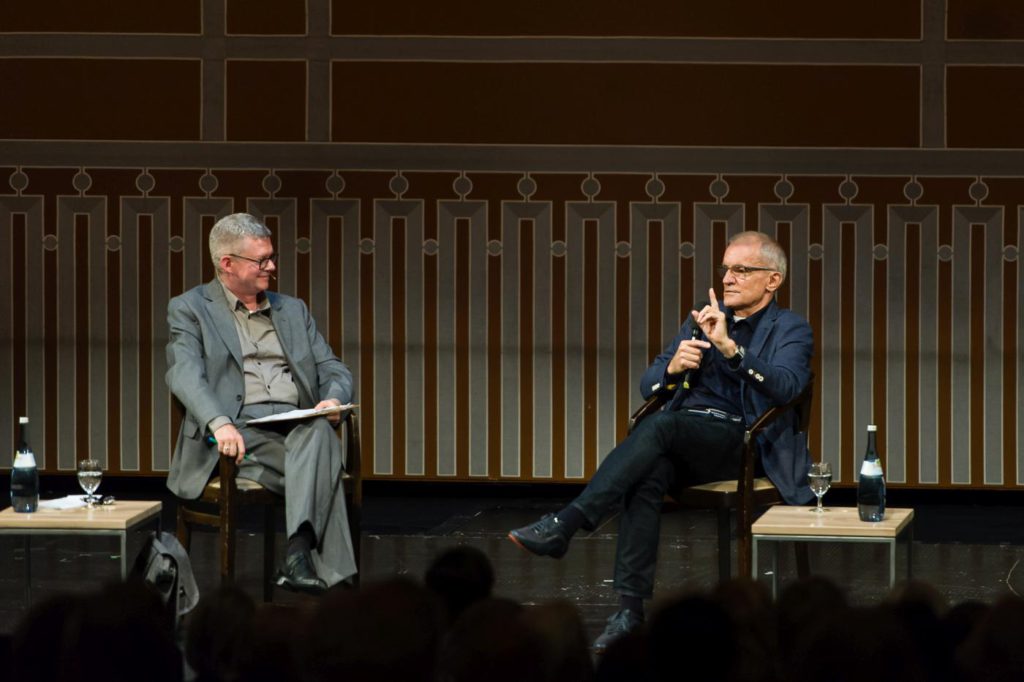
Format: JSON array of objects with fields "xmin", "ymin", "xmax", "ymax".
[
  {"xmin": 19, "ymin": 416, "xmax": 28, "ymax": 424},
  {"xmin": 867, "ymin": 424, "xmax": 877, "ymax": 431}
]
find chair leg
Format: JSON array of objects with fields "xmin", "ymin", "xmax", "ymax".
[
  {"xmin": 220, "ymin": 509, "xmax": 235, "ymax": 586},
  {"xmin": 716, "ymin": 508, "xmax": 731, "ymax": 581},
  {"xmin": 263, "ymin": 506, "xmax": 276, "ymax": 602}
]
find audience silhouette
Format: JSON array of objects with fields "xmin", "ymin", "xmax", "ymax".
[{"xmin": 9, "ymin": 544, "xmax": 1024, "ymax": 682}]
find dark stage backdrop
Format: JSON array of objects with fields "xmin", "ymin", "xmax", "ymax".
[{"xmin": 0, "ymin": 0, "xmax": 1022, "ymax": 489}]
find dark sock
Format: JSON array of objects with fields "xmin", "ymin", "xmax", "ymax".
[
  {"xmin": 620, "ymin": 595, "xmax": 644, "ymax": 617},
  {"xmin": 287, "ymin": 522, "xmax": 317, "ymax": 556},
  {"xmin": 555, "ymin": 504, "xmax": 587, "ymax": 536}
]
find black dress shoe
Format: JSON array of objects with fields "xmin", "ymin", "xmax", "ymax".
[
  {"xmin": 507, "ymin": 513, "xmax": 572, "ymax": 558},
  {"xmin": 275, "ymin": 549, "xmax": 327, "ymax": 595},
  {"xmin": 593, "ymin": 609, "xmax": 644, "ymax": 654}
]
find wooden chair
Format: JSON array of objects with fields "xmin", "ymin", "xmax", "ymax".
[
  {"xmin": 176, "ymin": 412, "xmax": 363, "ymax": 601},
  {"xmin": 628, "ymin": 379, "xmax": 814, "ymax": 581}
]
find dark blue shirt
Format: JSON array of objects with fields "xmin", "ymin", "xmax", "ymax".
[{"xmin": 678, "ymin": 306, "xmax": 767, "ymax": 416}]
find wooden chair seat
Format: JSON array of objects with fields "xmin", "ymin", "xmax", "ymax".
[{"xmin": 176, "ymin": 412, "xmax": 362, "ymax": 601}]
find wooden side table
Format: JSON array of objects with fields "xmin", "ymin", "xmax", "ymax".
[
  {"xmin": 751, "ymin": 506, "xmax": 914, "ymax": 597},
  {"xmin": 0, "ymin": 500, "xmax": 162, "ymax": 605}
]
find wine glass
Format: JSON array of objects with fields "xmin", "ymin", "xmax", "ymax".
[
  {"xmin": 808, "ymin": 462, "xmax": 831, "ymax": 513},
  {"xmin": 78, "ymin": 459, "xmax": 102, "ymax": 505}
]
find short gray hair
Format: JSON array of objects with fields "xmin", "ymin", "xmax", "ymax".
[
  {"xmin": 729, "ymin": 230, "xmax": 788, "ymax": 283},
  {"xmin": 209, "ymin": 213, "xmax": 272, "ymax": 271}
]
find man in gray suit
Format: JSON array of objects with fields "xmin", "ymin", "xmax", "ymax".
[{"xmin": 166, "ymin": 213, "xmax": 356, "ymax": 593}]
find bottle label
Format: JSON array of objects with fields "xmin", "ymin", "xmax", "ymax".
[
  {"xmin": 13, "ymin": 452, "xmax": 36, "ymax": 468},
  {"xmin": 860, "ymin": 459, "xmax": 883, "ymax": 477}
]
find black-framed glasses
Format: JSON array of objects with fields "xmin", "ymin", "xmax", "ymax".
[
  {"xmin": 716, "ymin": 264, "xmax": 776, "ymax": 280},
  {"xmin": 229, "ymin": 253, "xmax": 278, "ymax": 270}
]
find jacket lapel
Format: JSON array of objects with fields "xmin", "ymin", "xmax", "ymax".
[
  {"xmin": 203, "ymin": 280, "xmax": 243, "ymax": 369},
  {"xmin": 268, "ymin": 293, "xmax": 315, "ymax": 406}
]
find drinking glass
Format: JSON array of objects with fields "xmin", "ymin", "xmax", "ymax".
[
  {"xmin": 78, "ymin": 459, "xmax": 102, "ymax": 504},
  {"xmin": 808, "ymin": 462, "xmax": 831, "ymax": 513}
]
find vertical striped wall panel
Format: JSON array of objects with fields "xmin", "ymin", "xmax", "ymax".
[{"xmin": 0, "ymin": 169, "xmax": 1021, "ymax": 489}]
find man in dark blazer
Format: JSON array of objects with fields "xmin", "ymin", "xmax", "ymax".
[
  {"xmin": 166, "ymin": 213, "xmax": 356, "ymax": 593},
  {"xmin": 509, "ymin": 231, "xmax": 814, "ymax": 652}
]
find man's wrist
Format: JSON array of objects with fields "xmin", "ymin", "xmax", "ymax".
[{"xmin": 722, "ymin": 340, "xmax": 740, "ymax": 359}]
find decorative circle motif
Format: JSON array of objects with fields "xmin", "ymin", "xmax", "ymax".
[
  {"xmin": 136, "ymin": 171, "xmax": 156, "ymax": 194},
  {"xmin": 296, "ymin": 237, "xmax": 311, "ymax": 253},
  {"xmin": 581, "ymin": 176, "xmax": 601, "ymax": 199},
  {"xmin": 774, "ymin": 178, "xmax": 794, "ymax": 201},
  {"xmin": 9, "ymin": 170, "xmax": 29, "ymax": 192},
  {"xmin": 551, "ymin": 241, "xmax": 567, "ymax": 257},
  {"xmin": 969, "ymin": 180, "xmax": 989, "ymax": 202},
  {"xmin": 106, "ymin": 235, "xmax": 122, "ymax": 252},
  {"xmin": 359, "ymin": 238, "xmax": 375, "ymax": 254},
  {"xmin": 423, "ymin": 239, "xmax": 440, "ymax": 256},
  {"xmin": 199, "ymin": 172, "xmax": 219, "ymax": 194},
  {"xmin": 808, "ymin": 243, "xmax": 825, "ymax": 260},
  {"xmin": 1004, "ymin": 245, "xmax": 1018, "ymax": 262},
  {"xmin": 453, "ymin": 175, "xmax": 473, "ymax": 198},
  {"xmin": 325, "ymin": 173, "xmax": 345, "ymax": 195},
  {"xmin": 389, "ymin": 173, "xmax": 409, "ymax": 197},
  {"xmin": 838, "ymin": 179, "xmax": 859, "ymax": 201},
  {"xmin": 903, "ymin": 179, "xmax": 923, "ymax": 201},
  {"xmin": 709, "ymin": 178, "xmax": 729, "ymax": 200},
  {"xmin": 937, "ymin": 244, "xmax": 953, "ymax": 262},
  {"xmin": 615, "ymin": 241, "xmax": 631, "ymax": 258},
  {"xmin": 679, "ymin": 242, "xmax": 695, "ymax": 259},
  {"xmin": 517, "ymin": 175, "xmax": 537, "ymax": 199},
  {"xmin": 262, "ymin": 173, "xmax": 282, "ymax": 195},
  {"xmin": 43, "ymin": 234, "xmax": 59, "ymax": 251},
  {"xmin": 72, "ymin": 171, "xmax": 92, "ymax": 193},
  {"xmin": 645, "ymin": 177, "xmax": 665, "ymax": 200},
  {"xmin": 872, "ymin": 244, "xmax": 889, "ymax": 260},
  {"xmin": 168, "ymin": 235, "xmax": 185, "ymax": 252},
  {"xmin": 487, "ymin": 239, "xmax": 503, "ymax": 256}
]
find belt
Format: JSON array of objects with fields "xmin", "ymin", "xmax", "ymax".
[{"xmin": 686, "ymin": 407, "xmax": 743, "ymax": 424}]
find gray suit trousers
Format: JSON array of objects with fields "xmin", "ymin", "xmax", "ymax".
[{"xmin": 235, "ymin": 402, "xmax": 357, "ymax": 585}]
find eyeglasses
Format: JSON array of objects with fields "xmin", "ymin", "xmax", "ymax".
[
  {"xmin": 229, "ymin": 253, "xmax": 278, "ymax": 270},
  {"xmin": 716, "ymin": 264, "xmax": 776, "ymax": 280}
]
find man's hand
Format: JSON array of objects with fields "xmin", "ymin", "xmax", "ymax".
[
  {"xmin": 213, "ymin": 423, "xmax": 247, "ymax": 464},
  {"xmin": 315, "ymin": 398, "xmax": 343, "ymax": 426},
  {"xmin": 693, "ymin": 288, "xmax": 736, "ymax": 356},
  {"xmin": 667, "ymin": 336, "xmax": 712, "ymax": 375}
]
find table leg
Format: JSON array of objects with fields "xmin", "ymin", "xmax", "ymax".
[
  {"xmin": 120, "ymin": 531, "xmax": 128, "ymax": 580},
  {"xmin": 771, "ymin": 541, "xmax": 779, "ymax": 599},
  {"xmin": 889, "ymin": 538, "xmax": 896, "ymax": 589},
  {"xmin": 751, "ymin": 537, "xmax": 759, "ymax": 580},
  {"xmin": 906, "ymin": 525, "xmax": 914, "ymax": 581},
  {"xmin": 23, "ymin": 535, "xmax": 32, "ymax": 606}
]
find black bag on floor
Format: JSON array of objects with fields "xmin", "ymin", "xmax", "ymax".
[{"xmin": 131, "ymin": 530, "xmax": 200, "ymax": 630}]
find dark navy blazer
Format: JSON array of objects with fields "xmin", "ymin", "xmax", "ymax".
[{"xmin": 639, "ymin": 299, "xmax": 815, "ymax": 505}]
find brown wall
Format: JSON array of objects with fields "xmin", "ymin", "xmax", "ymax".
[{"xmin": 1, "ymin": 0, "xmax": 1023, "ymax": 489}]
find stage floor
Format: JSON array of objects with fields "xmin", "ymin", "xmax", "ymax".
[{"xmin": 3, "ymin": 483, "xmax": 1024, "ymax": 641}]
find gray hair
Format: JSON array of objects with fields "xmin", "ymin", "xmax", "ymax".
[
  {"xmin": 209, "ymin": 213, "xmax": 272, "ymax": 271},
  {"xmin": 729, "ymin": 230, "xmax": 788, "ymax": 283}
]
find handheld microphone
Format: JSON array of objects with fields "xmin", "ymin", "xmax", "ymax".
[{"xmin": 681, "ymin": 300, "xmax": 708, "ymax": 390}]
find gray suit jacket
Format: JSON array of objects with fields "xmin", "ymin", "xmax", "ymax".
[{"xmin": 165, "ymin": 279, "xmax": 353, "ymax": 499}]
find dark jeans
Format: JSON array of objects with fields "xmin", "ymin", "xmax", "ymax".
[{"xmin": 570, "ymin": 410, "xmax": 744, "ymax": 598}]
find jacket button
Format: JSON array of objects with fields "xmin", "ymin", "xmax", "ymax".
[{"xmin": 236, "ymin": 394, "xmax": 243, "ymax": 401}]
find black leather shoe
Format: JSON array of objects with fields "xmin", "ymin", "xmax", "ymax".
[
  {"xmin": 507, "ymin": 513, "xmax": 572, "ymax": 558},
  {"xmin": 275, "ymin": 549, "xmax": 327, "ymax": 595},
  {"xmin": 593, "ymin": 609, "xmax": 644, "ymax": 654}
]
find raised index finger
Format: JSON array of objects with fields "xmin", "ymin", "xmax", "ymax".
[{"xmin": 708, "ymin": 287, "xmax": 719, "ymax": 309}]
